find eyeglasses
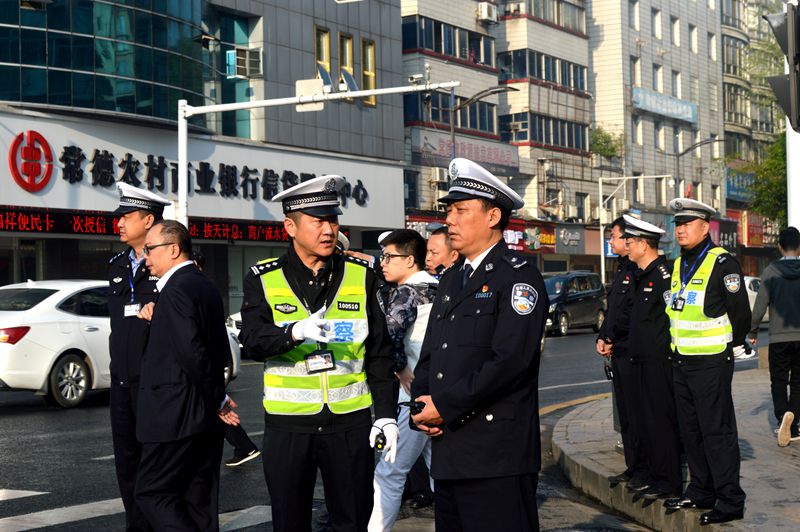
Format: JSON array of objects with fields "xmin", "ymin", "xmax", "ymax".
[
  {"xmin": 143, "ymin": 242, "xmax": 175, "ymax": 255},
  {"xmin": 379, "ymin": 253, "xmax": 410, "ymax": 264}
]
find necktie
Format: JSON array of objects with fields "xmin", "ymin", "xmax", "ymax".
[{"xmin": 462, "ymin": 263, "xmax": 473, "ymax": 289}]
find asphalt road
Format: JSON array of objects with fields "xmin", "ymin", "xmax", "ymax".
[{"xmin": 0, "ymin": 327, "xmax": 763, "ymax": 530}]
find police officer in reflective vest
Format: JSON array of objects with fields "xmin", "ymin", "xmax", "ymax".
[
  {"xmin": 411, "ymin": 158, "xmax": 548, "ymax": 532},
  {"xmin": 663, "ymin": 198, "xmax": 751, "ymax": 525},
  {"xmin": 108, "ymin": 182, "xmax": 170, "ymax": 532},
  {"xmin": 239, "ymin": 175, "xmax": 398, "ymax": 532}
]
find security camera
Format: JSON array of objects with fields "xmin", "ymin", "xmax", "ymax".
[{"xmin": 408, "ymin": 73, "xmax": 424, "ymax": 84}]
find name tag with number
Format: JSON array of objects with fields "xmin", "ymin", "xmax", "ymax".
[
  {"xmin": 305, "ymin": 350, "xmax": 335, "ymax": 374},
  {"xmin": 124, "ymin": 303, "xmax": 142, "ymax": 317},
  {"xmin": 671, "ymin": 297, "xmax": 685, "ymax": 312}
]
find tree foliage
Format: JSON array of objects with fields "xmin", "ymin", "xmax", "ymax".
[
  {"xmin": 590, "ymin": 127, "xmax": 623, "ymax": 159},
  {"xmin": 746, "ymin": 132, "xmax": 787, "ymax": 227}
]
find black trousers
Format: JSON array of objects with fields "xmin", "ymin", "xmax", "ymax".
[
  {"xmin": 611, "ymin": 354, "xmax": 647, "ymax": 481},
  {"xmin": 769, "ymin": 341, "xmax": 800, "ymax": 429},
  {"xmin": 110, "ymin": 382, "xmax": 152, "ymax": 532},
  {"xmin": 672, "ymin": 354, "xmax": 746, "ymax": 513},
  {"xmin": 262, "ymin": 425, "xmax": 373, "ymax": 532},
  {"xmin": 434, "ymin": 474, "xmax": 539, "ymax": 532},
  {"xmin": 225, "ymin": 423, "xmax": 258, "ymax": 456},
  {"xmin": 634, "ymin": 359, "xmax": 682, "ymax": 494},
  {"xmin": 135, "ymin": 428, "xmax": 225, "ymax": 531}
]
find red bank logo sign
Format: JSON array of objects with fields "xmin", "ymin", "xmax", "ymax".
[{"xmin": 8, "ymin": 130, "xmax": 53, "ymax": 193}]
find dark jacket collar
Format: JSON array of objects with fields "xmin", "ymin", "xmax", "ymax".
[
  {"xmin": 286, "ymin": 243, "xmax": 337, "ymax": 279},
  {"xmin": 681, "ymin": 235, "xmax": 714, "ymax": 261}
]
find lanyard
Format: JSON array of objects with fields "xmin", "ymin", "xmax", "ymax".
[
  {"xmin": 290, "ymin": 263, "xmax": 336, "ymax": 315},
  {"xmin": 679, "ymin": 241, "xmax": 712, "ymax": 294},
  {"xmin": 128, "ymin": 272, "xmax": 136, "ymax": 303}
]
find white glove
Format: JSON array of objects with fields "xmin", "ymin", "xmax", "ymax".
[
  {"xmin": 369, "ymin": 418, "xmax": 399, "ymax": 463},
  {"xmin": 291, "ymin": 306, "xmax": 331, "ymax": 343},
  {"xmin": 732, "ymin": 344, "xmax": 755, "ymax": 360}
]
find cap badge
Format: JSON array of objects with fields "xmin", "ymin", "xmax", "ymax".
[
  {"xmin": 323, "ymin": 178, "xmax": 338, "ymax": 193},
  {"xmin": 674, "ymin": 200, "xmax": 683, "ymax": 209},
  {"xmin": 448, "ymin": 161, "xmax": 459, "ymax": 179}
]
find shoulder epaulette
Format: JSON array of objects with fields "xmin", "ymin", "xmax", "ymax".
[
  {"xmin": 344, "ymin": 255, "xmax": 370, "ymax": 267},
  {"xmin": 716, "ymin": 253, "xmax": 730, "ymax": 264},
  {"xmin": 109, "ymin": 250, "xmax": 126, "ymax": 264},
  {"xmin": 657, "ymin": 263, "xmax": 670, "ymax": 279},
  {"xmin": 250, "ymin": 257, "xmax": 281, "ymax": 276},
  {"xmin": 502, "ymin": 252, "xmax": 529, "ymax": 270}
]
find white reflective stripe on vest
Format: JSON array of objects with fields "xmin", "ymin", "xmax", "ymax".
[
  {"xmin": 674, "ymin": 333, "xmax": 734, "ymax": 347},
  {"xmin": 264, "ymin": 387, "xmax": 325, "ymax": 404},
  {"xmin": 264, "ymin": 358, "xmax": 365, "ymax": 376},
  {"xmin": 327, "ymin": 381, "xmax": 370, "ymax": 403},
  {"xmin": 669, "ymin": 316, "xmax": 730, "ymax": 331}
]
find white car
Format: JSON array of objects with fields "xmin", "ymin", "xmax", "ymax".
[
  {"xmin": 744, "ymin": 276, "xmax": 769, "ymax": 323},
  {"xmin": 0, "ymin": 280, "xmax": 240, "ymax": 408}
]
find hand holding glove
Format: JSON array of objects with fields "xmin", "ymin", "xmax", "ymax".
[
  {"xmin": 732, "ymin": 344, "xmax": 754, "ymax": 360},
  {"xmin": 369, "ymin": 418, "xmax": 399, "ymax": 463},
  {"xmin": 291, "ymin": 306, "xmax": 331, "ymax": 343}
]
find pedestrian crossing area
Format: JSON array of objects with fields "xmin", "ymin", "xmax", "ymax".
[{"xmin": 0, "ymin": 490, "xmax": 273, "ymax": 531}]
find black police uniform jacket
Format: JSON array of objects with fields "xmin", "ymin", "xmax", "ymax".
[
  {"xmin": 598, "ymin": 256, "xmax": 636, "ymax": 356},
  {"xmin": 629, "ymin": 256, "xmax": 673, "ymax": 363},
  {"xmin": 108, "ymin": 249, "xmax": 160, "ymax": 384},
  {"xmin": 412, "ymin": 241, "xmax": 548, "ymax": 480}
]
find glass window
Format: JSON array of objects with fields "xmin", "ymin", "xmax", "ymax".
[
  {"xmin": 0, "ymin": 288, "xmax": 57, "ymax": 310},
  {"xmin": 651, "ymin": 8, "xmax": 661, "ymax": 39},
  {"xmin": 48, "ymin": 70, "xmax": 71, "ymax": 106},
  {"xmin": 152, "ymin": 15, "xmax": 168, "ymax": 49},
  {"xmin": 0, "ymin": 27, "xmax": 19, "ymax": 64},
  {"xmin": 457, "ymin": 28, "xmax": 468, "ymax": 59},
  {"xmin": 152, "ymin": 49, "xmax": 168, "ymax": 83},
  {"xmin": 47, "ymin": 32, "xmax": 71, "ymax": 68},
  {"xmin": 0, "ymin": 65, "xmax": 20, "ymax": 100},
  {"xmin": 512, "ymin": 49, "xmax": 527, "ymax": 78},
  {"xmin": 529, "ymin": 50, "xmax": 541, "ymax": 78},
  {"xmin": 689, "ymin": 24, "xmax": 697, "ymax": 53},
  {"xmin": 403, "ymin": 93, "xmax": 421, "ymax": 122},
  {"xmin": 72, "ymin": 0, "xmax": 93, "ymax": 34},
  {"xmin": 630, "ymin": 55, "xmax": 640, "ymax": 86},
  {"xmin": 443, "ymin": 24, "xmax": 454, "ymax": 56},
  {"xmin": 544, "ymin": 56, "xmax": 557, "ymax": 82},
  {"xmin": 72, "ymin": 35, "xmax": 94, "ymax": 70},
  {"xmin": 671, "ymin": 16, "xmax": 680, "ymax": 46},
  {"xmin": 115, "ymin": 78, "xmax": 136, "ymax": 113},
  {"xmin": 339, "ymin": 33, "xmax": 353, "ymax": 86},
  {"xmin": 361, "ymin": 39, "xmax": 375, "ymax": 105},
  {"xmin": 0, "ymin": 0, "xmax": 18, "ymax": 24},
  {"xmin": 401, "ymin": 16, "xmax": 417, "ymax": 49},
  {"xmin": 20, "ymin": 4, "xmax": 46, "ymax": 28},
  {"xmin": 153, "ymin": 83, "xmax": 169, "ymax": 118},
  {"xmin": 135, "ymin": 10, "xmax": 152, "ymax": 46},
  {"xmin": 72, "ymin": 72, "xmax": 93, "ymax": 107},
  {"xmin": 95, "ymin": 75, "xmax": 116, "ymax": 110},
  {"xmin": 652, "ymin": 63, "xmax": 662, "ymax": 92},
  {"xmin": 316, "ymin": 26, "xmax": 330, "ymax": 75},
  {"xmin": 136, "ymin": 81, "xmax": 153, "ymax": 115},
  {"xmin": 49, "ymin": 0, "xmax": 71, "ymax": 31},
  {"xmin": 482, "ymin": 37, "xmax": 493, "ymax": 67},
  {"xmin": 560, "ymin": 60, "xmax": 571, "ymax": 86},
  {"xmin": 708, "ymin": 33, "xmax": 717, "ymax": 60},
  {"xmin": 21, "ymin": 29, "xmax": 46, "ymax": 66},
  {"xmin": 671, "ymin": 70, "xmax": 681, "ymax": 98},
  {"xmin": 629, "ymin": 0, "xmax": 639, "ymax": 30},
  {"xmin": 135, "ymin": 45, "xmax": 153, "ymax": 80},
  {"xmin": 419, "ymin": 17, "xmax": 433, "ymax": 49},
  {"xmin": 21, "ymin": 67, "xmax": 46, "ymax": 103}
]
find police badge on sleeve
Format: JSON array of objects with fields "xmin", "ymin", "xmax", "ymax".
[
  {"xmin": 724, "ymin": 274, "xmax": 741, "ymax": 293},
  {"xmin": 511, "ymin": 283, "xmax": 538, "ymax": 315}
]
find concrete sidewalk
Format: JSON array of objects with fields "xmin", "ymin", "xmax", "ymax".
[{"xmin": 552, "ymin": 368, "xmax": 800, "ymax": 531}]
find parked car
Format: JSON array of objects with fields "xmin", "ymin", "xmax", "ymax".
[
  {"xmin": 744, "ymin": 276, "xmax": 769, "ymax": 323},
  {"xmin": 543, "ymin": 272, "xmax": 607, "ymax": 336},
  {"xmin": 0, "ymin": 280, "xmax": 240, "ymax": 408}
]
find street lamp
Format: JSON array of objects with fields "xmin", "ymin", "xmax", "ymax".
[
  {"xmin": 449, "ymin": 86, "xmax": 519, "ymax": 159},
  {"xmin": 673, "ymin": 136, "xmax": 724, "ymax": 200}
]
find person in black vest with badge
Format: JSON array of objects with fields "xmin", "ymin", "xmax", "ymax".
[
  {"xmin": 597, "ymin": 217, "xmax": 648, "ymax": 490},
  {"xmin": 622, "ymin": 215, "xmax": 682, "ymax": 501},
  {"xmin": 108, "ymin": 182, "xmax": 170, "ymax": 532},
  {"xmin": 411, "ymin": 158, "xmax": 548, "ymax": 532},
  {"xmin": 663, "ymin": 198, "xmax": 750, "ymax": 525},
  {"xmin": 239, "ymin": 175, "xmax": 397, "ymax": 532}
]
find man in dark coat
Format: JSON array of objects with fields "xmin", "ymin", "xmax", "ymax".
[{"xmin": 412, "ymin": 158, "xmax": 548, "ymax": 532}]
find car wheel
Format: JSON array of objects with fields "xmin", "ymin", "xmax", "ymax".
[
  {"xmin": 48, "ymin": 354, "xmax": 90, "ymax": 408},
  {"xmin": 558, "ymin": 314, "xmax": 569, "ymax": 336},
  {"xmin": 593, "ymin": 310, "xmax": 605, "ymax": 332}
]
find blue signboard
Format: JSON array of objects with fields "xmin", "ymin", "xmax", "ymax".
[
  {"xmin": 725, "ymin": 168, "xmax": 755, "ymax": 203},
  {"xmin": 605, "ymin": 240, "xmax": 618, "ymax": 258},
  {"xmin": 632, "ymin": 87, "xmax": 698, "ymax": 125}
]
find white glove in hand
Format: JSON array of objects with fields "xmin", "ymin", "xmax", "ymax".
[
  {"xmin": 291, "ymin": 306, "xmax": 331, "ymax": 343},
  {"xmin": 732, "ymin": 344, "xmax": 754, "ymax": 359},
  {"xmin": 369, "ymin": 418, "xmax": 399, "ymax": 463}
]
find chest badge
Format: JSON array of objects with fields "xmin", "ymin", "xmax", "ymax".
[
  {"xmin": 275, "ymin": 303, "xmax": 298, "ymax": 314},
  {"xmin": 337, "ymin": 301, "xmax": 360, "ymax": 312},
  {"xmin": 475, "ymin": 285, "xmax": 493, "ymax": 299},
  {"xmin": 112, "ymin": 277, "xmax": 122, "ymax": 283},
  {"xmin": 511, "ymin": 283, "xmax": 538, "ymax": 315}
]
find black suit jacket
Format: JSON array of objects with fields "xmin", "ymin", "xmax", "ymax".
[
  {"xmin": 412, "ymin": 242, "xmax": 548, "ymax": 480},
  {"xmin": 136, "ymin": 264, "xmax": 229, "ymax": 443}
]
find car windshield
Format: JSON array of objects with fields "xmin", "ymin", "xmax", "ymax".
[
  {"xmin": 0, "ymin": 288, "xmax": 58, "ymax": 310},
  {"xmin": 545, "ymin": 278, "xmax": 564, "ymax": 296}
]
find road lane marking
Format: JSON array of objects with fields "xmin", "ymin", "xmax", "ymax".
[
  {"xmin": 90, "ymin": 454, "xmax": 115, "ymax": 461},
  {"xmin": 0, "ymin": 498, "xmax": 123, "ymax": 531},
  {"xmin": 0, "ymin": 490, "xmax": 47, "ymax": 502},
  {"xmin": 539, "ymin": 379, "xmax": 610, "ymax": 391},
  {"xmin": 220, "ymin": 505, "xmax": 272, "ymax": 530},
  {"xmin": 539, "ymin": 392, "xmax": 611, "ymax": 416}
]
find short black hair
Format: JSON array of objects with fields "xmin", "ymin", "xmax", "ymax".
[
  {"xmin": 629, "ymin": 236, "xmax": 659, "ymax": 250},
  {"xmin": 191, "ymin": 250, "xmax": 206, "ymax": 269},
  {"xmin": 611, "ymin": 217, "xmax": 626, "ymax": 232},
  {"xmin": 430, "ymin": 226, "xmax": 452, "ymax": 249},
  {"xmin": 153, "ymin": 219, "xmax": 192, "ymax": 257},
  {"xmin": 382, "ymin": 229, "xmax": 426, "ymax": 268},
  {"xmin": 779, "ymin": 227, "xmax": 800, "ymax": 251},
  {"xmin": 477, "ymin": 198, "xmax": 511, "ymax": 231}
]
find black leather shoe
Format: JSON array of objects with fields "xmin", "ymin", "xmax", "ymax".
[
  {"xmin": 699, "ymin": 509, "xmax": 744, "ymax": 525},
  {"xmin": 626, "ymin": 480, "xmax": 651, "ymax": 493},
  {"xmin": 642, "ymin": 488, "xmax": 676, "ymax": 500},
  {"xmin": 608, "ymin": 472, "xmax": 631, "ymax": 486},
  {"xmin": 664, "ymin": 497, "xmax": 715, "ymax": 511}
]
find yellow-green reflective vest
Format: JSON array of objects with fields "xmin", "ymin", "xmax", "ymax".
[
  {"xmin": 666, "ymin": 247, "xmax": 733, "ymax": 355},
  {"xmin": 258, "ymin": 259, "xmax": 372, "ymax": 415}
]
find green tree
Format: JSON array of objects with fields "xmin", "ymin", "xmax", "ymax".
[
  {"xmin": 590, "ymin": 127, "xmax": 623, "ymax": 159},
  {"xmin": 746, "ymin": 132, "xmax": 787, "ymax": 227}
]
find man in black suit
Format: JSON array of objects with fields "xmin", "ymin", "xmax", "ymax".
[
  {"xmin": 411, "ymin": 158, "xmax": 548, "ymax": 532},
  {"xmin": 134, "ymin": 220, "xmax": 239, "ymax": 531}
]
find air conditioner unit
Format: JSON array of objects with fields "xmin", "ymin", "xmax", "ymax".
[
  {"xmin": 478, "ymin": 2, "xmax": 498, "ymax": 23},
  {"xmin": 432, "ymin": 167, "xmax": 449, "ymax": 183},
  {"xmin": 564, "ymin": 205, "xmax": 578, "ymax": 219},
  {"xmin": 615, "ymin": 198, "xmax": 630, "ymax": 211},
  {"xmin": 226, "ymin": 47, "xmax": 262, "ymax": 79},
  {"xmin": 591, "ymin": 206, "xmax": 601, "ymax": 221},
  {"xmin": 508, "ymin": 121, "xmax": 524, "ymax": 131}
]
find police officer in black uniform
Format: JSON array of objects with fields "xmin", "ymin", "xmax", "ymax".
[
  {"xmin": 108, "ymin": 183, "xmax": 170, "ymax": 532},
  {"xmin": 662, "ymin": 198, "xmax": 751, "ymax": 525},
  {"xmin": 622, "ymin": 215, "xmax": 682, "ymax": 501},
  {"xmin": 597, "ymin": 217, "xmax": 648, "ymax": 489},
  {"xmin": 239, "ymin": 175, "xmax": 397, "ymax": 532},
  {"xmin": 411, "ymin": 158, "xmax": 548, "ymax": 532}
]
